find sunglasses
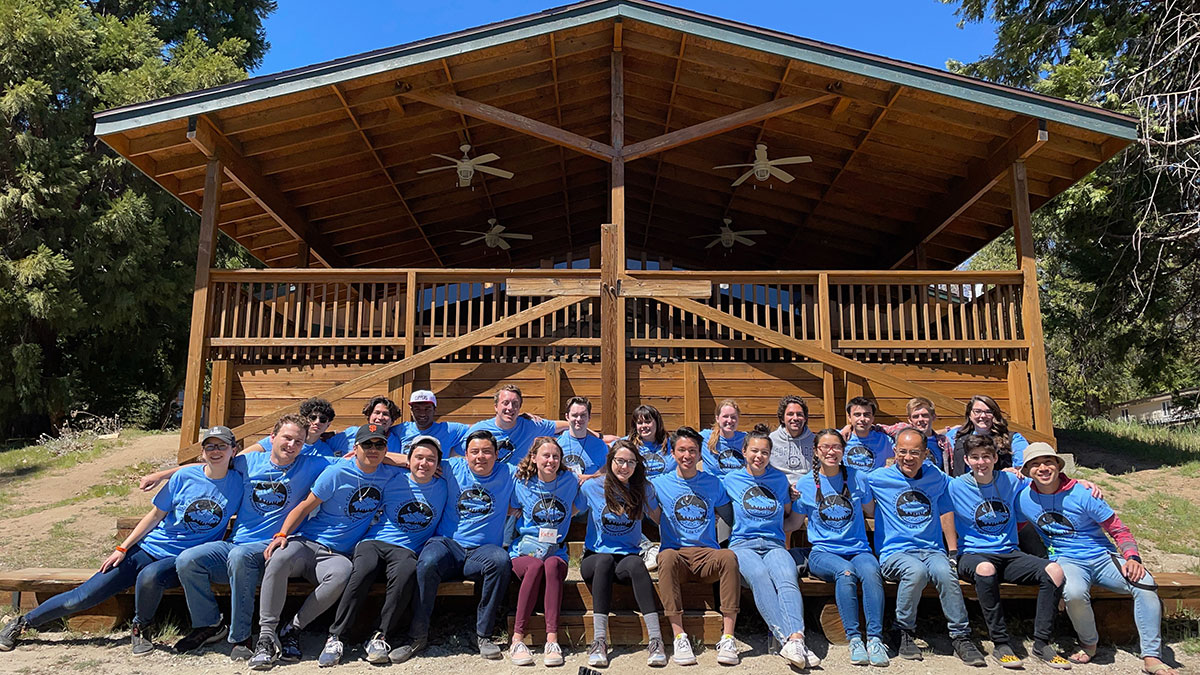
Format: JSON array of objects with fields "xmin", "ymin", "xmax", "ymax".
[
  {"xmin": 360, "ymin": 440, "xmax": 388, "ymax": 450},
  {"xmin": 308, "ymin": 413, "xmax": 331, "ymax": 424}
]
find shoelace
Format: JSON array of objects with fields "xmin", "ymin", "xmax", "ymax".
[{"xmin": 589, "ymin": 640, "xmax": 607, "ymax": 654}]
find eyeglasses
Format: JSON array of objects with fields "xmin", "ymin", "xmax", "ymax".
[
  {"xmin": 612, "ymin": 458, "xmax": 637, "ymax": 468},
  {"xmin": 360, "ymin": 440, "xmax": 387, "ymax": 450},
  {"xmin": 816, "ymin": 444, "xmax": 843, "ymax": 452},
  {"xmin": 970, "ymin": 408, "xmax": 994, "ymax": 416},
  {"xmin": 308, "ymin": 413, "xmax": 331, "ymax": 424},
  {"xmin": 202, "ymin": 443, "xmax": 230, "ymax": 452},
  {"xmin": 894, "ymin": 449, "xmax": 925, "ymax": 458}
]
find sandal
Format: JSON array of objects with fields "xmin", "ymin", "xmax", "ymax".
[
  {"xmin": 1142, "ymin": 660, "xmax": 1179, "ymax": 675},
  {"xmin": 1067, "ymin": 645, "xmax": 1097, "ymax": 665}
]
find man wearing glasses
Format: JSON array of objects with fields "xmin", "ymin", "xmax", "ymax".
[{"xmin": 257, "ymin": 397, "xmax": 339, "ymax": 457}]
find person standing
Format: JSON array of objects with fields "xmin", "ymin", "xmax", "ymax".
[
  {"xmin": 557, "ymin": 397, "xmax": 607, "ymax": 476},
  {"xmin": 467, "ymin": 385, "xmax": 567, "ymax": 465},
  {"xmin": 768, "ymin": 395, "xmax": 814, "ymax": 482},
  {"xmin": 843, "ymin": 397, "xmax": 894, "ymax": 473},
  {"xmin": 394, "ymin": 390, "xmax": 471, "ymax": 456}
]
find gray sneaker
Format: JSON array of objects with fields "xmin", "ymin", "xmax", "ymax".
[
  {"xmin": 588, "ymin": 638, "xmax": 609, "ymax": 667},
  {"xmin": 364, "ymin": 632, "xmax": 391, "ymax": 664},
  {"xmin": 317, "ymin": 635, "xmax": 343, "ymax": 667},
  {"xmin": 230, "ymin": 638, "xmax": 254, "ymax": 661},
  {"xmin": 248, "ymin": 634, "xmax": 281, "ymax": 670},
  {"xmin": 647, "ymin": 637, "xmax": 668, "ymax": 667},
  {"xmin": 0, "ymin": 616, "xmax": 26, "ymax": 652},
  {"xmin": 130, "ymin": 622, "xmax": 155, "ymax": 657},
  {"xmin": 478, "ymin": 635, "xmax": 502, "ymax": 660},
  {"xmin": 389, "ymin": 636, "xmax": 427, "ymax": 664}
]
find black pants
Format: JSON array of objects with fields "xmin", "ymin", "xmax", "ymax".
[
  {"xmin": 580, "ymin": 551, "xmax": 657, "ymax": 615},
  {"xmin": 959, "ymin": 550, "xmax": 1060, "ymax": 644},
  {"xmin": 329, "ymin": 540, "xmax": 418, "ymax": 640}
]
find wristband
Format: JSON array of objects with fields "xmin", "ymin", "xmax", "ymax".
[
  {"xmin": 948, "ymin": 550, "xmax": 959, "ymax": 559},
  {"xmin": 273, "ymin": 532, "xmax": 289, "ymax": 539},
  {"xmin": 115, "ymin": 546, "xmax": 127, "ymax": 553},
  {"xmin": 1128, "ymin": 554, "xmax": 1143, "ymax": 563}
]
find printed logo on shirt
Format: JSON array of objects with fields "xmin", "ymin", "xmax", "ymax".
[
  {"xmin": 532, "ymin": 495, "xmax": 568, "ymax": 527},
  {"xmin": 347, "ymin": 486, "xmax": 383, "ymax": 519},
  {"xmin": 601, "ymin": 507, "xmax": 635, "ymax": 535},
  {"xmin": 845, "ymin": 445, "xmax": 875, "ymax": 470},
  {"xmin": 719, "ymin": 449, "xmax": 746, "ymax": 471},
  {"xmin": 973, "ymin": 499, "xmax": 1011, "ymax": 535},
  {"xmin": 394, "ymin": 500, "xmax": 435, "ymax": 531},
  {"xmin": 740, "ymin": 485, "xmax": 780, "ymax": 519},
  {"xmin": 182, "ymin": 498, "xmax": 224, "ymax": 533},
  {"xmin": 457, "ymin": 487, "xmax": 495, "ymax": 518},
  {"xmin": 250, "ymin": 480, "xmax": 289, "ymax": 514},
  {"xmin": 786, "ymin": 449, "xmax": 805, "ymax": 470},
  {"xmin": 496, "ymin": 438, "xmax": 516, "ymax": 463},
  {"xmin": 894, "ymin": 490, "xmax": 933, "ymax": 526},
  {"xmin": 563, "ymin": 454, "xmax": 586, "ymax": 474},
  {"xmin": 1035, "ymin": 510, "xmax": 1076, "ymax": 538},
  {"xmin": 672, "ymin": 493, "xmax": 709, "ymax": 532},
  {"xmin": 642, "ymin": 452, "xmax": 666, "ymax": 475},
  {"xmin": 817, "ymin": 494, "xmax": 855, "ymax": 530}
]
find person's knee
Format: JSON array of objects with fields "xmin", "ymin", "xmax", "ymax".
[
  {"xmin": 546, "ymin": 557, "xmax": 567, "ymax": 578},
  {"xmin": 716, "ymin": 549, "xmax": 739, "ymax": 572},
  {"xmin": 974, "ymin": 561, "xmax": 996, "ymax": 578},
  {"xmin": 657, "ymin": 549, "xmax": 681, "ymax": 570},
  {"xmin": 1062, "ymin": 578, "xmax": 1091, "ymax": 604},
  {"xmin": 1044, "ymin": 562, "xmax": 1065, "ymax": 586},
  {"xmin": 325, "ymin": 559, "xmax": 353, "ymax": 584}
]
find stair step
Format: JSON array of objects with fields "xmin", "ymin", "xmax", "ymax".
[{"xmin": 507, "ymin": 610, "xmax": 723, "ymax": 646}]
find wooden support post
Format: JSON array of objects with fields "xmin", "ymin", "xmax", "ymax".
[
  {"xmin": 544, "ymin": 362, "xmax": 562, "ymax": 420},
  {"xmin": 179, "ymin": 159, "xmax": 222, "ymax": 451},
  {"xmin": 817, "ymin": 273, "xmax": 837, "ymax": 428},
  {"xmin": 209, "ymin": 360, "xmax": 234, "ymax": 428},
  {"xmin": 400, "ymin": 270, "xmax": 418, "ymax": 422},
  {"xmin": 1007, "ymin": 360, "xmax": 1034, "ymax": 426},
  {"xmin": 1011, "ymin": 160, "xmax": 1054, "ymax": 434},
  {"xmin": 914, "ymin": 243, "xmax": 929, "ymax": 270},
  {"xmin": 684, "ymin": 362, "xmax": 701, "ymax": 428},
  {"xmin": 600, "ymin": 49, "xmax": 626, "ymax": 434}
]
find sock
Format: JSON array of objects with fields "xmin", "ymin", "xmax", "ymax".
[
  {"xmin": 643, "ymin": 613, "xmax": 663, "ymax": 642},
  {"xmin": 593, "ymin": 614, "xmax": 608, "ymax": 642},
  {"xmin": 1033, "ymin": 639, "xmax": 1049, "ymax": 653}
]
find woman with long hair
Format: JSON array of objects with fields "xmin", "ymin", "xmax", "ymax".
[
  {"xmin": 577, "ymin": 440, "xmax": 666, "ymax": 668},
  {"xmin": 507, "ymin": 437, "xmax": 582, "ymax": 666},
  {"xmin": 626, "ymin": 405, "xmax": 674, "ymax": 477},
  {"xmin": 699, "ymin": 399, "xmax": 746, "ymax": 475},
  {"xmin": 945, "ymin": 395, "xmax": 1030, "ymax": 474}
]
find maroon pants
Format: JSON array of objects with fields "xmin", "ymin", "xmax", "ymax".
[{"xmin": 512, "ymin": 555, "xmax": 568, "ymax": 635}]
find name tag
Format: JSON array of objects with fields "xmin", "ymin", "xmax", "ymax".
[{"xmin": 538, "ymin": 527, "xmax": 558, "ymax": 543}]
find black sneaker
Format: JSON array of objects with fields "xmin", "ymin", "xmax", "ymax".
[
  {"xmin": 478, "ymin": 635, "xmax": 502, "ymax": 660},
  {"xmin": 248, "ymin": 634, "xmax": 280, "ymax": 670},
  {"xmin": 993, "ymin": 642, "xmax": 1024, "ymax": 669},
  {"xmin": 130, "ymin": 622, "xmax": 155, "ymax": 657},
  {"xmin": 230, "ymin": 637, "xmax": 254, "ymax": 661},
  {"xmin": 954, "ymin": 637, "xmax": 986, "ymax": 667},
  {"xmin": 175, "ymin": 622, "xmax": 229, "ymax": 653},
  {"xmin": 389, "ymin": 636, "xmax": 428, "ymax": 664},
  {"xmin": 1032, "ymin": 642, "xmax": 1072, "ymax": 670},
  {"xmin": 0, "ymin": 616, "xmax": 26, "ymax": 651},
  {"xmin": 898, "ymin": 630, "xmax": 922, "ymax": 661},
  {"xmin": 279, "ymin": 622, "xmax": 302, "ymax": 662}
]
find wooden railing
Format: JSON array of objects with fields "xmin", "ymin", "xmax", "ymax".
[{"xmin": 204, "ymin": 268, "xmax": 1027, "ymax": 366}]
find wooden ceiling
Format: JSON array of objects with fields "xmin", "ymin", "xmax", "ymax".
[{"xmin": 95, "ymin": 0, "xmax": 1137, "ymax": 271}]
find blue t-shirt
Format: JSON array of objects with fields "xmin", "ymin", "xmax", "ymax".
[
  {"xmin": 299, "ymin": 461, "xmax": 400, "ymax": 554},
  {"xmin": 396, "ymin": 420, "xmax": 471, "ymax": 456},
  {"xmin": 723, "ymin": 466, "xmax": 793, "ymax": 545},
  {"xmin": 793, "ymin": 467, "xmax": 874, "ymax": 556},
  {"xmin": 557, "ymin": 431, "xmax": 608, "ymax": 475},
  {"xmin": 437, "ymin": 457, "xmax": 518, "ymax": 547},
  {"xmin": 946, "ymin": 427, "xmax": 1030, "ymax": 468},
  {"xmin": 651, "ymin": 470, "xmax": 730, "ymax": 550},
  {"xmin": 866, "ymin": 464, "xmax": 952, "ymax": 561},
  {"xmin": 257, "ymin": 435, "xmax": 338, "ymax": 458},
  {"xmin": 326, "ymin": 425, "xmax": 403, "ymax": 457},
  {"xmin": 364, "ymin": 470, "xmax": 448, "ymax": 552},
  {"xmin": 230, "ymin": 453, "xmax": 330, "ymax": 545},
  {"xmin": 578, "ymin": 476, "xmax": 659, "ymax": 555},
  {"xmin": 141, "ymin": 465, "xmax": 243, "ymax": 559},
  {"xmin": 626, "ymin": 436, "xmax": 675, "ymax": 476},
  {"xmin": 1018, "ymin": 482, "xmax": 1116, "ymax": 561},
  {"xmin": 509, "ymin": 471, "xmax": 585, "ymax": 560},
  {"xmin": 947, "ymin": 471, "xmax": 1026, "ymax": 554},
  {"xmin": 698, "ymin": 429, "xmax": 747, "ymax": 475},
  {"xmin": 467, "ymin": 417, "xmax": 558, "ymax": 465},
  {"xmin": 844, "ymin": 430, "xmax": 894, "ymax": 472}
]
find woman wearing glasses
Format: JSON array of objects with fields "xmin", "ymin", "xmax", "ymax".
[
  {"xmin": 792, "ymin": 429, "xmax": 888, "ymax": 667},
  {"xmin": 944, "ymin": 395, "xmax": 1029, "ymax": 474}
]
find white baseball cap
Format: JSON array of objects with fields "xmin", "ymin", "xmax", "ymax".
[{"xmin": 409, "ymin": 390, "xmax": 437, "ymax": 406}]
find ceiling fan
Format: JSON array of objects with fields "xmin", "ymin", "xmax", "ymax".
[
  {"xmin": 417, "ymin": 144, "xmax": 514, "ymax": 188},
  {"xmin": 713, "ymin": 143, "xmax": 811, "ymax": 187},
  {"xmin": 457, "ymin": 219, "xmax": 533, "ymax": 250},
  {"xmin": 691, "ymin": 219, "xmax": 767, "ymax": 249}
]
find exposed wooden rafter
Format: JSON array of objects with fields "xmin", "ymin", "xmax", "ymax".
[
  {"xmin": 186, "ymin": 115, "xmax": 346, "ymax": 268},
  {"xmin": 640, "ymin": 33, "xmax": 687, "ymax": 252},
  {"xmin": 547, "ymin": 34, "xmax": 575, "ymax": 253}
]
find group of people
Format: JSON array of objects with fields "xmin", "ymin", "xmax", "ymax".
[{"xmin": 0, "ymin": 386, "xmax": 1177, "ymax": 674}]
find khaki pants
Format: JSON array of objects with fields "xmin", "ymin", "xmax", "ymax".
[{"xmin": 656, "ymin": 546, "xmax": 740, "ymax": 619}]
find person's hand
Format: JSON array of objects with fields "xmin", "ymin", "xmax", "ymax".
[
  {"xmin": 788, "ymin": 485, "xmax": 801, "ymax": 502},
  {"xmin": 138, "ymin": 473, "xmax": 163, "ymax": 492},
  {"xmin": 264, "ymin": 536, "xmax": 288, "ymax": 560},
  {"xmin": 1002, "ymin": 467, "xmax": 1022, "ymax": 476},
  {"xmin": 1078, "ymin": 479, "xmax": 1104, "ymax": 499},
  {"xmin": 100, "ymin": 549, "xmax": 125, "ymax": 573},
  {"xmin": 1122, "ymin": 558, "xmax": 1147, "ymax": 582}
]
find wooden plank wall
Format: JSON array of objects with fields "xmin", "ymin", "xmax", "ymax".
[{"xmin": 228, "ymin": 361, "xmax": 1013, "ymax": 438}]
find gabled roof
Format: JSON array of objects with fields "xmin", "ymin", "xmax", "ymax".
[{"xmin": 95, "ymin": 0, "xmax": 1138, "ymax": 270}]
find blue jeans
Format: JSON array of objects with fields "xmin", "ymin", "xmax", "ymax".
[
  {"xmin": 409, "ymin": 536, "xmax": 512, "ymax": 639},
  {"xmin": 808, "ymin": 548, "xmax": 885, "ymax": 640},
  {"xmin": 176, "ymin": 540, "xmax": 268, "ymax": 643},
  {"xmin": 24, "ymin": 545, "xmax": 178, "ymax": 628},
  {"xmin": 731, "ymin": 538, "xmax": 805, "ymax": 641},
  {"xmin": 1059, "ymin": 553, "xmax": 1162, "ymax": 657},
  {"xmin": 881, "ymin": 549, "xmax": 970, "ymax": 638}
]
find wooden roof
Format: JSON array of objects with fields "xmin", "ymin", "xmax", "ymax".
[{"xmin": 94, "ymin": 0, "xmax": 1138, "ymax": 271}]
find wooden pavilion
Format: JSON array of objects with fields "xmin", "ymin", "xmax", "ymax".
[{"xmin": 92, "ymin": 0, "xmax": 1138, "ymax": 461}]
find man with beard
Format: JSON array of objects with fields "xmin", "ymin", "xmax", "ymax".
[{"xmin": 768, "ymin": 395, "xmax": 815, "ymax": 482}]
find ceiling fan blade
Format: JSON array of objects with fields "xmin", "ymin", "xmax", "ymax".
[
  {"xmin": 754, "ymin": 145, "xmax": 769, "ymax": 162},
  {"xmin": 689, "ymin": 234, "xmax": 715, "ymax": 239},
  {"xmin": 733, "ymin": 235, "xmax": 757, "ymax": 247},
  {"xmin": 501, "ymin": 233, "xmax": 533, "ymax": 240},
  {"xmin": 430, "ymin": 154, "xmax": 460, "ymax": 163},
  {"xmin": 455, "ymin": 229, "xmax": 485, "ymax": 235},
  {"xmin": 417, "ymin": 165, "xmax": 456, "ymax": 174},
  {"xmin": 767, "ymin": 166, "xmax": 795, "ymax": 183},
  {"xmin": 497, "ymin": 239, "xmax": 512, "ymax": 250},
  {"xmin": 733, "ymin": 229, "xmax": 767, "ymax": 236},
  {"xmin": 731, "ymin": 169, "xmax": 755, "ymax": 187},
  {"xmin": 475, "ymin": 165, "xmax": 514, "ymax": 179},
  {"xmin": 705, "ymin": 238, "xmax": 722, "ymax": 249},
  {"xmin": 460, "ymin": 235, "xmax": 486, "ymax": 246},
  {"xmin": 770, "ymin": 156, "xmax": 812, "ymax": 166},
  {"xmin": 468, "ymin": 153, "xmax": 500, "ymax": 164},
  {"xmin": 487, "ymin": 224, "xmax": 506, "ymax": 234},
  {"xmin": 712, "ymin": 163, "xmax": 754, "ymax": 170}
]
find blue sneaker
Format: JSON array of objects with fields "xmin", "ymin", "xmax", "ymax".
[
  {"xmin": 868, "ymin": 637, "xmax": 890, "ymax": 667},
  {"xmin": 849, "ymin": 636, "xmax": 869, "ymax": 666}
]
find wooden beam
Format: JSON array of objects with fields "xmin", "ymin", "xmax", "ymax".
[
  {"xmin": 401, "ymin": 270, "xmax": 418, "ymax": 422},
  {"xmin": 658, "ymin": 295, "xmax": 1045, "ymax": 441},
  {"xmin": 544, "ymin": 361, "xmax": 562, "ymax": 420},
  {"xmin": 400, "ymin": 87, "xmax": 616, "ymax": 161},
  {"xmin": 817, "ymin": 273, "xmax": 837, "ymax": 428},
  {"xmin": 621, "ymin": 93, "xmax": 837, "ymax": 162},
  {"xmin": 209, "ymin": 360, "xmax": 234, "ymax": 427},
  {"xmin": 1011, "ymin": 160, "xmax": 1054, "ymax": 435},
  {"xmin": 684, "ymin": 362, "xmax": 701, "ymax": 428},
  {"xmin": 179, "ymin": 159, "xmax": 222, "ymax": 451},
  {"xmin": 187, "ymin": 116, "xmax": 347, "ymax": 268},
  {"xmin": 600, "ymin": 49, "xmax": 627, "ymax": 435},
  {"xmin": 504, "ymin": 278, "xmax": 710, "ymax": 298},
  {"xmin": 178, "ymin": 295, "xmax": 580, "ymax": 463},
  {"xmin": 892, "ymin": 118, "xmax": 1048, "ymax": 269}
]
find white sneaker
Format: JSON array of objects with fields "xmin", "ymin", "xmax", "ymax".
[
  {"xmin": 509, "ymin": 641, "xmax": 534, "ymax": 666},
  {"xmin": 543, "ymin": 641, "xmax": 564, "ymax": 667},
  {"xmin": 780, "ymin": 638, "xmax": 808, "ymax": 668},
  {"xmin": 317, "ymin": 636, "xmax": 342, "ymax": 668},
  {"xmin": 716, "ymin": 634, "xmax": 740, "ymax": 665},
  {"xmin": 672, "ymin": 633, "xmax": 697, "ymax": 666},
  {"xmin": 643, "ymin": 544, "xmax": 660, "ymax": 571},
  {"xmin": 800, "ymin": 638, "xmax": 821, "ymax": 668}
]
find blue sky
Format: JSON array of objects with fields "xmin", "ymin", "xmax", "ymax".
[{"xmin": 254, "ymin": 1, "xmax": 998, "ymax": 76}]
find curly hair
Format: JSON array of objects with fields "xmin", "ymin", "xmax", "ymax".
[
  {"xmin": 776, "ymin": 395, "xmax": 809, "ymax": 425},
  {"xmin": 958, "ymin": 395, "xmax": 1013, "ymax": 457},
  {"xmin": 514, "ymin": 436, "xmax": 568, "ymax": 481},
  {"xmin": 299, "ymin": 397, "xmax": 335, "ymax": 421}
]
